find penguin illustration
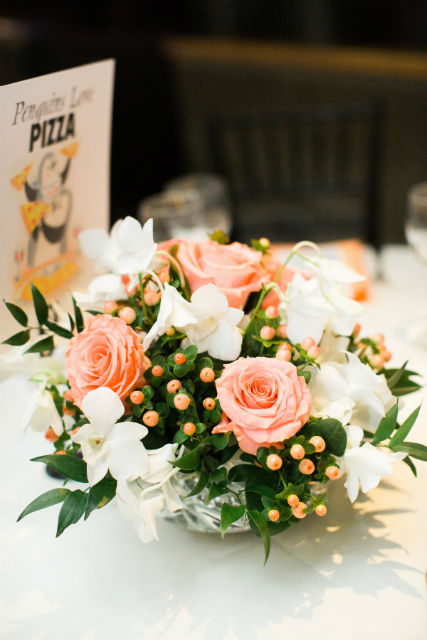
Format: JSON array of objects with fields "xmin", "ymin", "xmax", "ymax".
[{"xmin": 24, "ymin": 152, "xmax": 72, "ymax": 268}]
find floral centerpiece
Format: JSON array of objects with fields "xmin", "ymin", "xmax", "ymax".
[{"xmin": 4, "ymin": 218, "xmax": 425, "ymax": 562}]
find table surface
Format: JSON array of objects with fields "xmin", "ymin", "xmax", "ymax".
[{"xmin": 1, "ymin": 246, "xmax": 427, "ymax": 640}]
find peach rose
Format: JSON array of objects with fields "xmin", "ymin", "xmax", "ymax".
[
  {"xmin": 213, "ymin": 357, "xmax": 312, "ymax": 454},
  {"xmin": 159, "ymin": 238, "xmax": 268, "ymax": 309},
  {"xmin": 65, "ymin": 314, "xmax": 150, "ymax": 408}
]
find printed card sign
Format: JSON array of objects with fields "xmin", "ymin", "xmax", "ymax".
[{"xmin": 0, "ymin": 59, "xmax": 115, "ymax": 341}]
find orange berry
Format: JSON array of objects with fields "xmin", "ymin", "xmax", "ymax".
[
  {"xmin": 203, "ymin": 398, "xmax": 215, "ymax": 410},
  {"xmin": 287, "ymin": 494, "xmax": 300, "ymax": 507},
  {"xmin": 45, "ymin": 427, "xmax": 58, "ymax": 443},
  {"xmin": 260, "ymin": 325, "xmax": 275, "ymax": 340},
  {"xmin": 174, "ymin": 394, "xmax": 191, "ymax": 410},
  {"xmin": 104, "ymin": 300, "xmax": 118, "ymax": 314},
  {"xmin": 381, "ymin": 348, "xmax": 392, "ymax": 362},
  {"xmin": 299, "ymin": 459, "xmax": 315, "ymax": 475},
  {"xmin": 167, "ymin": 379, "xmax": 181, "ymax": 393},
  {"xmin": 143, "ymin": 411, "xmax": 159, "ymax": 427},
  {"xmin": 183, "ymin": 422, "xmax": 196, "ymax": 436},
  {"xmin": 369, "ymin": 354, "xmax": 384, "ymax": 370},
  {"xmin": 301, "ymin": 337, "xmax": 316, "ymax": 350},
  {"xmin": 268, "ymin": 509, "xmax": 280, "ymax": 522},
  {"xmin": 144, "ymin": 290, "xmax": 160, "ymax": 307},
  {"xmin": 158, "ymin": 271, "xmax": 170, "ymax": 284},
  {"xmin": 276, "ymin": 349, "xmax": 292, "ymax": 361},
  {"xmin": 165, "ymin": 327, "xmax": 175, "ymax": 336},
  {"xmin": 118, "ymin": 307, "xmax": 136, "ymax": 325},
  {"xmin": 276, "ymin": 324, "xmax": 287, "ymax": 339},
  {"xmin": 63, "ymin": 406, "xmax": 76, "ymax": 417},
  {"xmin": 326, "ymin": 466, "xmax": 340, "ymax": 480},
  {"xmin": 266, "ymin": 454, "xmax": 282, "ymax": 470},
  {"xmin": 290, "ymin": 444, "xmax": 305, "ymax": 460},
  {"xmin": 72, "ymin": 427, "xmax": 81, "ymax": 436},
  {"xmin": 353, "ymin": 322, "xmax": 361, "ymax": 337},
  {"xmin": 309, "ymin": 436, "xmax": 326, "ymax": 453},
  {"xmin": 152, "ymin": 365, "xmax": 164, "ymax": 377},
  {"xmin": 174, "ymin": 353, "xmax": 186, "ymax": 365},
  {"xmin": 292, "ymin": 503, "xmax": 307, "ymax": 519},
  {"xmin": 372, "ymin": 332, "xmax": 385, "ymax": 345},
  {"xmin": 265, "ymin": 306, "xmax": 279, "ymax": 319},
  {"xmin": 315, "ymin": 505, "xmax": 327, "ymax": 516},
  {"xmin": 130, "ymin": 390, "xmax": 144, "ymax": 404},
  {"xmin": 259, "ymin": 237, "xmax": 270, "ymax": 248},
  {"xmin": 307, "ymin": 345, "xmax": 321, "ymax": 359},
  {"xmin": 200, "ymin": 367, "xmax": 215, "ymax": 383},
  {"xmin": 55, "ymin": 450, "xmax": 67, "ymax": 455}
]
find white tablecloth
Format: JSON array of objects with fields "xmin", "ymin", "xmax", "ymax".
[{"xmin": 1, "ymin": 246, "xmax": 427, "ymax": 640}]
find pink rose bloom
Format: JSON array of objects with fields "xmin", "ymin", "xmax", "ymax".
[
  {"xmin": 261, "ymin": 255, "xmax": 311, "ymax": 310},
  {"xmin": 65, "ymin": 314, "xmax": 149, "ymax": 409},
  {"xmin": 213, "ymin": 357, "xmax": 312, "ymax": 455},
  {"xmin": 159, "ymin": 238, "xmax": 268, "ymax": 309}
]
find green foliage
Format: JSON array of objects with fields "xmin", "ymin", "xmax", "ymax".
[
  {"xmin": 31, "ymin": 283, "xmax": 49, "ymax": 326},
  {"xmin": 316, "ymin": 418, "xmax": 347, "ymax": 456},
  {"xmin": 24, "ymin": 335, "xmax": 55, "ymax": 354},
  {"xmin": 248, "ymin": 510, "xmax": 271, "ymax": 564},
  {"xmin": 392, "ymin": 442, "xmax": 427, "ymax": 462},
  {"xmin": 205, "ymin": 482, "xmax": 229, "ymax": 503},
  {"xmin": 384, "ymin": 363, "xmax": 421, "ymax": 396},
  {"xmin": 389, "ymin": 406, "xmax": 422, "ymax": 447},
  {"xmin": 373, "ymin": 403, "xmax": 398, "ymax": 444},
  {"xmin": 2, "ymin": 329, "xmax": 31, "ymax": 346},
  {"xmin": 208, "ymin": 229, "xmax": 230, "ymax": 244},
  {"xmin": 56, "ymin": 490, "xmax": 88, "ymax": 537},
  {"xmin": 172, "ymin": 447, "xmax": 201, "ymax": 470},
  {"xmin": 72, "ymin": 296, "xmax": 84, "ymax": 333},
  {"xmin": 220, "ymin": 503, "xmax": 245, "ymax": 537},
  {"xmin": 17, "ymin": 488, "xmax": 70, "ymax": 521},
  {"xmin": 85, "ymin": 474, "xmax": 117, "ymax": 520},
  {"xmin": 31, "ymin": 454, "xmax": 88, "ymax": 483},
  {"xmin": 4, "ymin": 300, "xmax": 28, "ymax": 327},
  {"xmin": 44, "ymin": 320, "xmax": 74, "ymax": 339}
]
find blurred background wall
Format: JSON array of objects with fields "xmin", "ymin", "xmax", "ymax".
[{"xmin": 2, "ymin": 0, "xmax": 427, "ymax": 245}]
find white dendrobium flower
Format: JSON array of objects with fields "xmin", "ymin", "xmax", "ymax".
[
  {"xmin": 318, "ymin": 326, "xmax": 350, "ymax": 364},
  {"xmin": 185, "ymin": 284, "xmax": 244, "ymax": 361},
  {"xmin": 79, "ymin": 219, "xmax": 122, "ymax": 274},
  {"xmin": 72, "ymin": 387, "xmax": 149, "ymax": 486},
  {"xmin": 309, "ymin": 351, "xmax": 396, "ymax": 431},
  {"xmin": 21, "ymin": 385, "xmax": 63, "ymax": 436},
  {"xmin": 116, "ymin": 217, "xmax": 157, "ymax": 278},
  {"xmin": 116, "ymin": 443, "xmax": 182, "ymax": 542},
  {"xmin": 143, "ymin": 282, "xmax": 201, "ymax": 350},
  {"xmin": 73, "ymin": 273, "xmax": 127, "ymax": 310},
  {"xmin": 279, "ymin": 273, "xmax": 335, "ymax": 345},
  {"xmin": 337, "ymin": 424, "xmax": 405, "ymax": 502}
]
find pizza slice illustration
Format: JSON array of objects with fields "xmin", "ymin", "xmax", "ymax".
[
  {"xmin": 11, "ymin": 164, "xmax": 33, "ymax": 191},
  {"xmin": 20, "ymin": 201, "xmax": 52, "ymax": 234},
  {"xmin": 60, "ymin": 142, "xmax": 79, "ymax": 158}
]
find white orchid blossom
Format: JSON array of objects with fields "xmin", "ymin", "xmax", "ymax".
[
  {"xmin": 279, "ymin": 273, "xmax": 335, "ymax": 345},
  {"xmin": 73, "ymin": 273, "xmax": 127, "ymax": 310},
  {"xmin": 116, "ymin": 443, "xmax": 182, "ymax": 542},
  {"xmin": 184, "ymin": 284, "xmax": 244, "ymax": 361},
  {"xmin": 337, "ymin": 424, "xmax": 406, "ymax": 502},
  {"xmin": 72, "ymin": 387, "xmax": 149, "ymax": 486},
  {"xmin": 143, "ymin": 282, "xmax": 202, "ymax": 350},
  {"xmin": 309, "ymin": 351, "xmax": 396, "ymax": 431},
  {"xmin": 116, "ymin": 217, "xmax": 157, "ymax": 279},
  {"xmin": 21, "ymin": 385, "xmax": 63, "ymax": 436},
  {"xmin": 79, "ymin": 219, "xmax": 122, "ymax": 274}
]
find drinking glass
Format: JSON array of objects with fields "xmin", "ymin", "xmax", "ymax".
[{"xmin": 405, "ymin": 182, "xmax": 427, "ymax": 345}]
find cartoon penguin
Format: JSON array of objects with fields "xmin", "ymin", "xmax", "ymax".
[{"xmin": 24, "ymin": 152, "xmax": 72, "ymax": 268}]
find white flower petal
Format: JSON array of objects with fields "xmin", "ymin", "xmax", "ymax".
[
  {"xmin": 162, "ymin": 480, "xmax": 183, "ymax": 512},
  {"xmin": 287, "ymin": 310, "xmax": 324, "ymax": 345},
  {"xmin": 79, "ymin": 228, "xmax": 111, "ymax": 261},
  {"xmin": 107, "ymin": 422, "xmax": 149, "ymax": 480},
  {"xmin": 144, "ymin": 444, "xmax": 177, "ymax": 484},
  {"xmin": 81, "ymin": 387, "xmax": 125, "ymax": 435}
]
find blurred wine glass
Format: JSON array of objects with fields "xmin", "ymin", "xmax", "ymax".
[{"xmin": 405, "ymin": 182, "xmax": 427, "ymax": 345}]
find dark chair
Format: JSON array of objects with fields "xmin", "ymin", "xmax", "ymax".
[{"xmin": 209, "ymin": 102, "xmax": 382, "ymax": 247}]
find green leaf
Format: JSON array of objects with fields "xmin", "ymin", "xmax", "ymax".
[
  {"xmin": 175, "ymin": 430, "xmax": 189, "ymax": 444},
  {"xmin": 31, "ymin": 282, "xmax": 49, "ymax": 326},
  {"xmin": 228, "ymin": 464, "xmax": 254, "ymax": 483},
  {"xmin": 24, "ymin": 335, "xmax": 54, "ymax": 354},
  {"xmin": 209, "ymin": 433, "xmax": 230, "ymax": 450},
  {"xmin": 208, "ymin": 229, "xmax": 230, "ymax": 244},
  {"xmin": 248, "ymin": 510, "xmax": 271, "ymax": 564},
  {"xmin": 72, "ymin": 296, "xmax": 84, "ymax": 333},
  {"xmin": 172, "ymin": 447, "xmax": 201, "ymax": 470},
  {"xmin": 246, "ymin": 484, "xmax": 277, "ymax": 500},
  {"xmin": 389, "ymin": 406, "xmax": 422, "ymax": 447},
  {"xmin": 205, "ymin": 482, "xmax": 228, "ymax": 503},
  {"xmin": 2, "ymin": 329, "xmax": 31, "ymax": 346},
  {"xmin": 184, "ymin": 472, "xmax": 209, "ymax": 497},
  {"xmin": 299, "ymin": 370, "xmax": 311, "ymax": 384},
  {"xmin": 68, "ymin": 312, "xmax": 75, "ymax": 332},
  {"xmin": 392, "ymin": 442, "xmax": 427, "ymax": 462},
  {"xmin": 85, "ymin": 474, "xmax": 117, "ymax": 520},
  {"xmin": 197, "ymin": 356, "xmax": 214, "ymax": 371},
  {"xmin": 373, "ymin": 403, "xmax": 399, "ymax": 444},
  {"xmin": 4, "ymin": 300, "xmax": 28, "ymax": 327},
  {"xmin": 402, "ymin": 456, "xmax": 417, "ymax": 477},
  {"xmin": 184, "ymin": 345, "xmax": 198, "ymax": 361},
  {"xmin": 317, "ymin": 418, "xmax": 347, "ymax": 456},
  {"xmin": 17, "ymin": 488, "xmax": 70, "ymax": 521},
  {"xmin": 386, "ymin": 361, "xmax": 409, "ymax": 389},
  {"xmin": 56, "ymin": 490, "xmax": 88, "ymax": 537},
  {"xmin": 31, "ymin": 454, "xmax": 88, "ymax": 483},
  {"xmin": 221, "ymin": 503, "xmax": 245, "ymax": 537},
  {"xmin": 44, "ymin": 320, "xmax": 74, "ymax": 339}
]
